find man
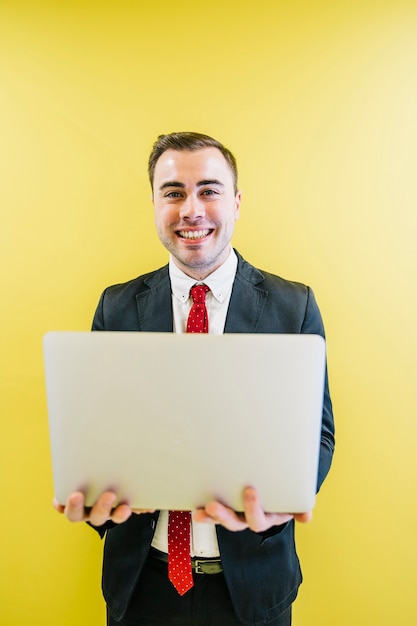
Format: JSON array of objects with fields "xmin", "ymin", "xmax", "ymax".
[{"xmin": 54, "ymin": 132, "xmax": 335, "ymax": 626}]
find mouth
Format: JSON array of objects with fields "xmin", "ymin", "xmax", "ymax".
[{"xmin": 177, "ymin": 229, "xmax": 213, "ymax": 241}]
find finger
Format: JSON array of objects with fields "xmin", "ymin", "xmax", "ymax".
[
  {"xmin": 64, "ymin": 492, "xmax": 88, "ymax": 522},
  {"xmin": 53, "ymin": 497, "xmax": 65, "ymax": 514},
  {"xmin": 89, "ymin": 491, "xmax": 118, "ymax": 526},
  {"xmin": 242, "ymin": 487, "xmax": 295, "ymax": 531},
  {"xmin": 111, "ymin": 503, "xmax": 133, "ymax": 524},
  {"xmin": 242, "ymin": 486, "xmax": 270, "ymax": 531},
  {"xmin": 293, "ymin": 511, "xmax": 313, "ymax": 523},
  {"xmin": 193, "ymin": 509, "xmax": 217, "ymax": 524},
  {"xmin": 202, "ymin": 501, "xmax": 248, "ymax": 531}
]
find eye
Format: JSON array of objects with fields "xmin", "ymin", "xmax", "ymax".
[
  {"xmin": 165, "ymin": 191, "xmax": 183, "ymax": 199},
  {"xmin": 201, "ymin": 189, "xmax": 218, "ymax": 196}
]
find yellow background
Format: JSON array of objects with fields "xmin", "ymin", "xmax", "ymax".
[{"xmin": 1, "ymin": 1, "xmax": 416, "ymax": 624}]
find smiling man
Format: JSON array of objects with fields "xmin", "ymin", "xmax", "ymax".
[
  {"xmin": 151, "ymin": 140, "xmax": 241, "ymax": 280},
  {"xmin": 54, "ymin": 132, "xmax": 335, "ymax": 626}
]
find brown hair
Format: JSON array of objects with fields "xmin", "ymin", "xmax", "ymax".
[{"xmin": 148, "ymin": 131, "xmax": 238, "ymax": 193}]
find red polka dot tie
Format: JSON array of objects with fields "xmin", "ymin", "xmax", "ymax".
[
  {"xmin": 168, "ymin": 510, "xmax": 193, "ymax": 596},
  {"xmin": 167, "ymin": 284, "xmax": 210, "ymax": 595},
  {"xmin": 186, "ymin": 284, "xmax": 210, "ymax": 333}
]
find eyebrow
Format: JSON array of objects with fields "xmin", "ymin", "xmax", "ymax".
[{"xmin": 159, "ymin": 179, "xmax": 225, "ymax": 191}]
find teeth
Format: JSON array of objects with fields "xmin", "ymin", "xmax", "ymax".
[{"xmin": 179, "ymin": 229, "xmax": 210, "ymax": 239}]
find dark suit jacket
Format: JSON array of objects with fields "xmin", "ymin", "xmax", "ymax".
[{"xmin": 91, "ymin": 250, "xmax": 335, "ymax": 626}]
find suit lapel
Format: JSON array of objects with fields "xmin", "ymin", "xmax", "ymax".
[
  {"xmin": 135, "ymin": 266, "xmax": 173, "ymax": 332},
  {"xmin": 224, "ymin": 252, "xmax": 268, "ymax": 333}
]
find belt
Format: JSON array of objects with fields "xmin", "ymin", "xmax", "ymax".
[{"xmin": 150, "ymin": 548, "xmax": 223, "ymax": 575}]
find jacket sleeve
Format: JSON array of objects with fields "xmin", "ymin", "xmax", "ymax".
[
  {"xmin": 300, "ymin": 287, "xmax": 335, "ymax": 491},
  {"xmin": 91, "ymin": 288, "xmax": 107, "ymax": 331}
]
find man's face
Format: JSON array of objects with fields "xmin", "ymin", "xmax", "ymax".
[{"xmin": 152, "ymin": 147, "xmax": 241, "ymax": 280}]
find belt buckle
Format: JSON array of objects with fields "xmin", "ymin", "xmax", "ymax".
[{"xmin": 194, "ymin": 558, "xmax": 221, "ymax": 574}]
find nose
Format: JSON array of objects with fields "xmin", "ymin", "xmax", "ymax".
[{"xmin": 179, "ymin": 195, "xmax": 205, "ymax": 220}]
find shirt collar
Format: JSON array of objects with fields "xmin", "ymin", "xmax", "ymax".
[{"xmin": 169, "ymin": 247, "xmax": 238, "ymax": 304}]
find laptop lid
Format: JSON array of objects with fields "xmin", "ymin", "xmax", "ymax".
[{"xmin": 43, "ymin": 331, "xmax": 325, "ymax": 513}]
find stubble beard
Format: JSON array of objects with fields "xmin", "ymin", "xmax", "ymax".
[{"xmin": 158, "ymin": 229, "xmax": 231, "ymax": 278}]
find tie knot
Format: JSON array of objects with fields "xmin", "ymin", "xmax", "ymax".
[{"xmin": 190, "ymin": 283, "xmax": 210, "ymax": 304}]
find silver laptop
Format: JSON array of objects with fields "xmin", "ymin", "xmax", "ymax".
[{"xmin": 43, "ymin": 331, "xmax": 325, "ymax": 513}]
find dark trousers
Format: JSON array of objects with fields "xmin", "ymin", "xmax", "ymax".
[{"xmin": 107, "ymin": 551, "xmax": 292, "ymax": 626}]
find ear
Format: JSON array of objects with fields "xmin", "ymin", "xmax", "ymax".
[{"xmin": 234, "ymin": 190, "xmax": 242, "ymax": 220}]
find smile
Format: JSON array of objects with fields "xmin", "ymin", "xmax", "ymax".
[{"xmin": 178, "ymin": 229, "xmax": 212, "ymax": 239}]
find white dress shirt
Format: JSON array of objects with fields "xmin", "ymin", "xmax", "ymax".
[{"xmin": 151, "ymin": 247, "xmax": 238, "ymax": 557}]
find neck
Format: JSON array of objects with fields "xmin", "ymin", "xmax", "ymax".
[{"xmin": 171, "ymin": 248, "xmax": 231, "ymax": 281}]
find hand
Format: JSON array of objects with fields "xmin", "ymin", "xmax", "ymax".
[
  {"xmin": 53, "ymin": 491, "xmax": 155, "ymax": 526},
  {"xmin": 193, "ymin": 486, "xmax": 312, "ymax": 532}
]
